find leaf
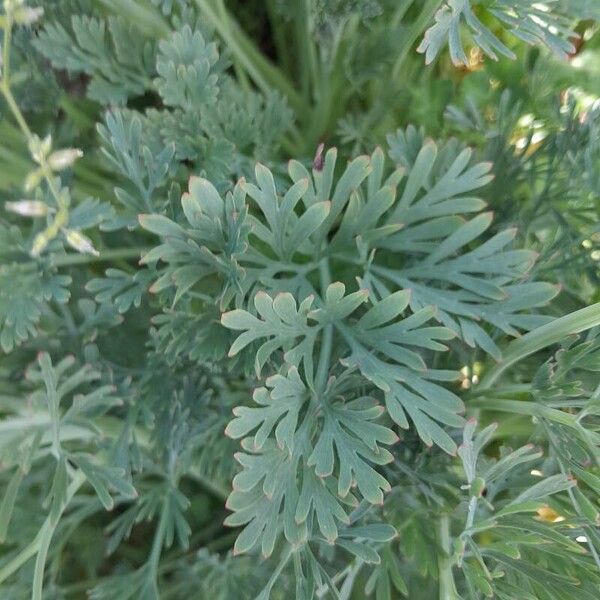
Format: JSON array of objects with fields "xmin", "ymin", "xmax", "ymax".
[
  {"xmin": 86, "ymin": 268, "xmax": 152, "ymax": 313},
  {"xmin": 339, "ymin": 523, "xmax": 397, "ymax": 542},
  {"xmin": 225, "ymin": 366, "xmax": 308, "ymax": 452},
  {"xmin": 0, "ymin": 261, "xmax": 71, "ymax": 353},
  {"xmin": 339, "ymin": 292, "xmax": 463, "ymax": 453},
  {"xmin": 154, "ymin": 26, "xmax": 220, "ymax": 109},
  {"xmin": 140, "ymin": 177, "xmax": 249, "ymax": 306},
  {"xmin": 0, "ymin": 469, "xmax": 23, "ymax": 542},
  {"xmin": 308, "ymin": 398, "xmax": 396, "ymax": 504},
  {"xmin": 34, "ymin": 15, "xmax": 156, "ymax": 104},
  {"xmin": 225, "ymin": 439, "xmax": 311, "ymax": 556},
  {"xmin": 336, "ymin": 538, "xmax": 381, "ymax": 564},
  {"xmin": 512, "ymin": 474, "xmax": 576, "ymax": 504},
  {"xmin": 418, "ymin": 0, "xmax": 577, "ymax": 66},
  {"xmin": 243, "ymin": 162, "xmax": 329, "ymax": 260},
  {"xmin": 356, "ymin": 136, "xmax": 557, "ymax": 357},
  {"xmin": 98, "ymin": 111, "xmax": 174, "ymax": 212},
  {"xmin": 222, "ymin": 290, "xmax": 319, "ymax": 377},
  {"xmin": 70, "ymin": 454, "xmax": 138, "ymax": 510}
]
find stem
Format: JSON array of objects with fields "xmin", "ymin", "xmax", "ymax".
[
  {"xmin": 315, "ymin": 258, "xmax": 332, "ymax": 393},
  {"xmin": 468, "ymin": 398, "xmax": 579, "ymax": 427},
  {"xmin": 438, "ymin": 516, "xmax": 458, "ymax": 600},
  {"xmin": 149, "ymin": 499, "xmax": 170, "ymax": 571},
  {"xmin": 297, "ymin": 0, "xmax": 318, "ymax": 102},
  {"xmin": 256, "ymin": 545, "xmax": 294, "ymax": 600},
  {"xmin": 1, "ymin": 11, "xmax": 70, "ymax": 251},
  {"xmin": 49, "ymin": 247, "xmax": 151, "ymax": 267},
  {"xmin": 457, "ymin": 496, "xmax": 478, "ymax": 566},
  {"xmin": 391, "ymin": 0, "xmax": 441, "ymax": 79},
  {"xmin": 194, "ymin": 0, "xmax": 303, "ymax": 114},
  {"xmin": 0, "ymin": 472, "xmax": 85, "ymax": 587},
  {"xmin": 391, "ymin": 0, "xmax": 415, "ymax": 28},
  {"xmin": 98, "ymin": 415, "xmax": 229, "ymax": 501},
  {"xmin": 480, "ymin": 302, "xmax": 600, "ymax": 388},
  {"xmin": 97, "ymin": 0, "xmax": 170, "ymax": 37}
]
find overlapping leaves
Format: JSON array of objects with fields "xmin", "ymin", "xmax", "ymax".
[
  {"xmin": 223, "ymin": 364, "xmax": 395, "ymax": 556},
  {"xmin": 136, "ymin": 137, "xmax": 559, "ymax": 560},
  {"xmin": 419, "ymin": 0, "xmax": 579, "ymax": 66}
]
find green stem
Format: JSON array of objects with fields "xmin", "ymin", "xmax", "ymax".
[
  {"xmin": 1, "ymin": 12, "xmax": 70, "ymax": 251},
  {"xmin": 391, "ymin": 0, "xmax": 415, "ymax": 28},
  {"xmin": 468, "ymin": 398, "xmax": 579, "ymax": 428},
  {"xmin": 315, "ymin": 258, "xmax": 333, "ymax": 393},
  {"xmin": 97, "ymin": 0, "xmax": 170, "ymax": 37},
  {"xmin": 194, "ymin": 0, "xmax": 303, "ymax": 114},
  {"xmin": 391, "ymin": 0, "xmax": 441, "ymax": 79},
  {"xmin": 297, "ymin": 0, "xmax": 318, "ymax": 101},
  {"xmin": 49, "ymin": 247, "xmax": 151, "ymax": 267},
  {"xmin": 480, "ymin": 302, "xmax": 600, "ymax": 388},
  {"xmin": 149, "ymin": 500, "xmax": 170, "ymax": 571},
  {"xmin": 438, "ymin": 515, "xmax": 458, "ymax": 600},
  {"xmin": 256, "ymin": 545, "xmax": 294, "ymax": 600},
  {"xmin": 0, "ymin": 472, "xmax": 85, "ymax": 588},
  {"xmin": 543, "ymin": 422, "xmax": 600, "ymax": 570},
  {"xmin": 98, "ymin": 416, "xmax": 229, "ymax": 501}
]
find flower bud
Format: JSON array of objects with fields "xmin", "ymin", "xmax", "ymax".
[
  {"xmin": 14, "ymin": 6, "xmax": 44, "ymax": 24},
  {"xmin": 3, "ymin": 0, "xmax": 26, "ymax": 13},
  {"xmin": 471, "ymin": 477, "xmax": 486, "ymax": 498},
  {"xmin": 63, "ymin": 229, "xmax": 99, "ymax": 257},
  {"xmin": 15, "ymin": 6, "xmax": 44, "ymax": 25},
  {"xmin": 47, "ymin": 148, "xmax": 83, "ymax": 171},
  {"xmin": 24, "ymin": 168, "xmax": 44, "ymax": 192},
  {"xmin": 29, "ymin": 135, "xmax": 52, "ymax": 165},
  {"xmin": 5, "ymin": 200, "xmax": 49, "ymax": 217},
  {"xmin": 31, "ymin": 231, "xmax": 49, "ymax": 257}
]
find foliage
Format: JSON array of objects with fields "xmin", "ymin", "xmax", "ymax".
[{"xmin": 0, "ymin": 0, "xmax": 600, "ymax": 599}]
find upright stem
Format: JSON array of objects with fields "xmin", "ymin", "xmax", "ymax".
[
  {"xmin": 315, "ymin": 258, "xmax": 332, "ymax": 393},
  {"xmin": 194, "ymin": 0, "xmax": 303, "ymax": 114},
  {"xmin": 391, "ymin": 0, "xmax": 441, "ymax": 78},
  {"xmin": 149, "ymin": 499, "xmax": 170, "ymax": 571},
  {"xmin": 50, "ymin": 246, "xmax": 151, "ymax": 267},
  {"xmin": 438, "ymin": 516, "xmax": 458, "ymax": 600},
  {"xmin": 0, "ymin": 472, "xmax": 85, "ymax": 588},
  {"xmin": 480, "ymin": 302, "xmax": 600, "ymax": 388},
  {"xmin": 1, "ymin": 10, "xmax": 71, "ymax": 253}
]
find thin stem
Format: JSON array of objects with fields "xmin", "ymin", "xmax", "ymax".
[
  {"xmin": 543, "ymin": 421, "xmax": 600, "ymax": 571},
  {"xmin": 480, "ymin": 302, "xmax": 600, "ymax": 388},
  {"xmin": 49, "ymin": 247, "xmax": 151, "ymax": 267},
  {"xmin": 149, "ymin": 499, "xmax": 170, "ymax": 571},
  {"xmin": 391, "ymin": 0, "xmax": 441, "ymax": 79},
  {"xmin": 391, "ymin": 0, "xmax": 415, "ymax": 28},
  {"xmin": 315, "ymin": 258, "xmax": 332, "ymax": 393},
  {"xmin": 438, "ymin": 515, "xmax": 458, "ymax": 600},
  {"xmin": 2, "ymin": 10, "xmax": 14, "ymax": 90},
  {"xmin": 256, "ymin": 545, "xmax": 294, "ymax": 600},
  {"xmin": 1, "ymin": 11, "xmax": 71, "ymax": 252},
  {"xmin": 457, "ymin": 495, "xmax": 478, "ymax": 566},
  {"xmin": 194, "ymin": 0, "xmax": 303, "ymax": 114},
  {"xmin": 297, "ymin": 0, "xmax": 318, "ymax": 102},
  {"xmin": 0, "ymin": 472, "xmax": 85, "ymax": 587}
]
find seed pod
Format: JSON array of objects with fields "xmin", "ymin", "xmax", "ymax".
[
  {"xmin": 14, "ymin": 6, "xmax": 44, "ymax": 24},
  {"xmin": 48, "ymin": 148, "xmax": 84, "ymax": 171},
  {"xmin": 29, "ymin": 135, "xmax": 52, "ymax": 165},
  {"xmin": 24, "ymin": 169, "xmax": 44, "ymax": 192},
  {"xmin": 471, "ymin": 477, "xmax": 486, "ymax": 498},
  {"xmin": 63, "ymin": 229, "xmax": 100, "ymax": 257},
  {"xmin": 31, "ymin": 232, "xmax": 50, "ymax": 257},
  {"xmin": 5, "ymin": 200, "xmax": 49, "ymax": 217}
]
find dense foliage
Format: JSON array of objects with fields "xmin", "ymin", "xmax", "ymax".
[{"xmin": 1, "ymin": 1, "xmax": 600, "ymax": 598}]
